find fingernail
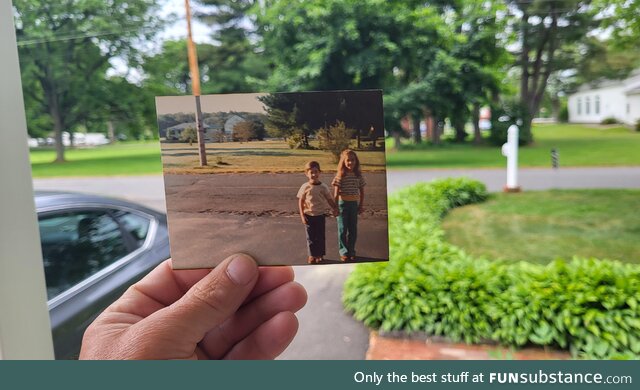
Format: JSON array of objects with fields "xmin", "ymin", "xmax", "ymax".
[{"xmin": 226, "ymin": 254, "xmax": 257, "ymax": 285}]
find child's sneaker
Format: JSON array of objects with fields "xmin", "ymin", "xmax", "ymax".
[{"xmin": 307, "ymin": 256, "xmax": 316, "ymax": 264}]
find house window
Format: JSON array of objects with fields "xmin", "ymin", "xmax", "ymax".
[
  {"xmin": 595, "ymin": 96, "xmax": 600, "ymax": 114},
  {"xmin": 578, "ymin": 98, "xmax": 582, "ymax": 115},
  {"xmin": 586, "ymin": 96, "xmax": 590, "ymax": 114}
]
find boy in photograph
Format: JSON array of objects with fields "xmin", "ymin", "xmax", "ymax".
[{"xmin": 297, "ymin": 161, "xmax": 339, "ymax": 264}]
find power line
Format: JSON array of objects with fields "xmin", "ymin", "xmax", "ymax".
[{"xmin": 16, "ymin": 26, "xmax": 161, "ymax": 47}]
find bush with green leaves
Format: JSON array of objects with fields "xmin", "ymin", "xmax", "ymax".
[
  {"xmin": 179, "ymin": 127, "xmax": 198, "ymax": 145},
  {"xmin": 489, "ymin": 99, "xmax": 532, "ymax": 146},
  {"xmin": 601, "ymin": 117, "xmax": 619, "ymax": 125},
  {"xmin": 343, "ymin": 178, "xmax": 640, "ymax": 359},
  {"xmin": 316, "ymin": 121, "xmax": 356, "ymax": 162}
]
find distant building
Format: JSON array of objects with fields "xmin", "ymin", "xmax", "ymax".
[
  {"xmin": 224, "ymin": 115, "xmax": 245, "ymax": 134},
  {"xmin": 165, "ymin": 115, "xmax": 248, "ymax": 142},
  {"xmin": 165, "ymin": 122, "xmax": 225, "ymax": 142},
  {"xmin": 568, "ymin": 70, "xmax": 640, "ymax": 125}
]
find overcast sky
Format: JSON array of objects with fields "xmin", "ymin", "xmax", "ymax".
[
  {"xmin": 159, "ymin": 0, "xmax": 215, "ymax": 44},
  {"xmin": 156, "ymin": 93, "xmax": 267, "ymax": 115}
]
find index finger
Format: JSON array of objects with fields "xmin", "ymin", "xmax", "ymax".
[{"xmin": 108, "ymin": 260, "xmax": 295, "ymax": 318}]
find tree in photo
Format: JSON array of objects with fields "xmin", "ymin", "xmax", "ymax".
[
  {"xmin": 317, "ymin": 121, "xmax": 356, "ymax": 162},
  {"xmin": 259, "ymin": 94, "xmax": 310, "ymax": 148},
  {"xmin": 233, "ymin": 120, "xmax": 258, "ymax": 142},
  {"xmin": 14, "ymin": 0, "xmax": 161, "ymax": 162},
  {"xmin": 180, "ymin": 127, "xmax": 198, "ymax": 146}
]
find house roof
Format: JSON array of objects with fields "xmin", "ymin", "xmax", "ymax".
[
  {"xmin": 166, "ymin": 122, "xmax": 215, "ymax": 131},
  {"xmin": 626, "ymin": 86, "xmax": 640, "ymax": 95},
  {"xmin": 575, "ymin": 68, "xmax": 640, "ymax": 93}
]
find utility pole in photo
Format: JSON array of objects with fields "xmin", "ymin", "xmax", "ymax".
[{"xmin": 185, "ymin": 0, "xmax": 207, "ymax": 166}]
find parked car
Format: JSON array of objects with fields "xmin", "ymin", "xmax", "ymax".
[{"xmin": 35, "ymin": 191, "xmax": 170, "ymax": 359}]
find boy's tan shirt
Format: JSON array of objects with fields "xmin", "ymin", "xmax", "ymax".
[{"xmin": 297, "ymin": 182, "xmax": 333, "ymax": 216}]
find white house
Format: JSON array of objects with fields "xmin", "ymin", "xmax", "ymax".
[{"xmin": 568, "ymin": 69, "xmax": 640, "ymax": 125}]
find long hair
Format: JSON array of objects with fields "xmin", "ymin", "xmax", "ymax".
[{"xmin": 336, "ymin": 149, "xmax": 361, "ymax": 178}]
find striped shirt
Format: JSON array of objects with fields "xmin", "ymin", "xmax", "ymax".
[{"xmin": 332, "ymin": 172, "xmax": 366, "ymax": 201}]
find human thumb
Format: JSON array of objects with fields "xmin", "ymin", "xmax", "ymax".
[{"xmin": 145, "ymin": 253, "xmax": 259, "ymax": 344}]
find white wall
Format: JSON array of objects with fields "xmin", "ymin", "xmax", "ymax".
[
  {"xmin": 568, "ymin": 85, "xmax": 627, "ymax": 124},
  {"xmin": 569, "ymin": 72, "xmax": 640, "ymax": 125},
  {"xmin": 628, "ymin": 94, "xmax": 640, "ymax": 126}
]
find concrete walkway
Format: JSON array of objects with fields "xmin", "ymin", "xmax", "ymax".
[{"xmin": 387, "ymin": 167, "xmax": 640, "ymax": 193}]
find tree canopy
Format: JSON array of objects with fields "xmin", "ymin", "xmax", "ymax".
[{"xmin": 14, "ymin": 0, "xmax": 161, "ymax": 161}]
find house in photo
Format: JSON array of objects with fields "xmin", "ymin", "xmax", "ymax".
[
  {"xmin": 165, "ymin": 122, "xmax": 226, "ymax": 142},
  {"xmin": 568, "ymin": 70, "xmax": 640, "ymax": 125}
]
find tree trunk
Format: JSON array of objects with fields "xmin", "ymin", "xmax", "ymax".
[
  {"xmin": 412, "ymin": 113, "xmax": 421, "ymax": 144},
  {"xmin": 472, "ymin": 103, "xmax": 482, "ymax": 145},
  {"xmin": 519, "ymin": 8, "xmax": 558, "ymax": 144},
  {"xmin": 356, "ymin": 130, "xmax": 361, "ymax": 149},
  {"xmin": 431, "ymin": 116, "xmax": 441, "ymax": 145},
  {"xmin": 392, "ymin": 132, "xmax": 401, "ymax": 151},
  {"xmin": 50, "ymin": 99, "xmax": 65, "ymax": 163},
  {"xmin": 453, "ymin": 118, "xmax": 466, "ymax": 143},
  {"xmin": 108, "ymin": 120, "xmax": 116, "ymax": 143}
]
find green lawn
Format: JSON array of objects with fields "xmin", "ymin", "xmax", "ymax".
[
  {"xmin": 30, "ymin": 142, "xmax": 163, "ymax": 177},
  {"xmin": 30, "ymin": 124, "xmax": 640, "ymax": 177},
  {"xmin": 442, "ymin": 189, "xmax": 640, "ymax": 264},
  {"xmin": 388, "ymin": 124, "xmax": 640, "ymax": 168}
]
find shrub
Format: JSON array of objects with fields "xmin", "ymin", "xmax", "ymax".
[
  {"xmin": 286, "ymin": 129, "xmax": 306, "ymax": 149},
  {"xmin": 316, "ymin": 121, "xmax": 356, "ymax": 162},
  {"xmin": 179, "ymin": 127, "xmax": 198, "ymax": 145},
  {"xmin": 559, "ymin": 104, "xmax": 569, "ymax": 123},
  {"xmin": 601, "ymin": 117, "xmax": 619, "ymax": 125},
  {"xmin": 493, "ymin": 258, "xmax": 640, "ymax": 359},
  {"xmin": 636, "ymin": 120, "xmax": 640, "ymax": 132},
  {"xmin": 489, "ymin": 99, "xmax": 532, "ymax": 146},
  {"xmin": 343, "ymin": 179, "xmax": 640, "ymax": 358}
]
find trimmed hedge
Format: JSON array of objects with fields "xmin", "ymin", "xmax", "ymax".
[{"xmin": 343, "ymin": 178, "xmax": 640, "ymax": 359}]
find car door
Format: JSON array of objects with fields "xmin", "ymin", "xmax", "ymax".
[{"xmin": 38, "ymin": 206, "xmax": 157, "ymax": 359}]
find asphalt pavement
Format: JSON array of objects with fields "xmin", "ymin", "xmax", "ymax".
[{"xmin": 32, "ymin": 166, "xmax": 640, "ymax": 359}]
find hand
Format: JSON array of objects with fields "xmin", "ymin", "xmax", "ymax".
[
  {"xmin": 301, "ymin": 215, "xmax": 308, "ymax": 224},
  {"xmin": 332, "ymin": 208, "xmax": 339, "ymax": 217},
  {"xmin": 79, "ymin": 254, "xmax": 307, "ymax": 360},
  {"xmin": 358, "ymin": 205, "xmax": 364, "ymax": 215}
]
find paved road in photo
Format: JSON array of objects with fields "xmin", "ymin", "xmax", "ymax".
[
  {"xmin": 163, "ymin": 172, "xmax": 389, "ymax": 268},
  {"xmin": 33, "ymin": 166, "xmax": 640, "ymax": 359}
]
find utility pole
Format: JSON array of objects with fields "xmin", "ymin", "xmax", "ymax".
[{"xmin": 185, "ymin": 0, "xmax": 207, "ymax": 166}]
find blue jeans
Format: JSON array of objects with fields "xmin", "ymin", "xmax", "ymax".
[
  {"xmin": 304, "ymin": 214, "xmax": 326, "ymax": 257},
  {"xmin": 337, "ymin": 200, "xmax": 358, "ymax": 257}
]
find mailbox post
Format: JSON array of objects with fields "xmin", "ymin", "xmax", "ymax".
[{"xmin": 501, "ymin": 125, "xmax": 522, "ymax": 192}]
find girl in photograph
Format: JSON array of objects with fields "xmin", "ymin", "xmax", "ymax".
[
  {"xmin": 332, "ymin": 149, "xmax": 366, "ymax": 261},
  {"xmin": 297, "ymin": 161, "xmax": 339, "ymax": 264}
]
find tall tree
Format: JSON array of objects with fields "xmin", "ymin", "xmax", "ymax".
[
  {"xmin": 254, "ymin": 0, "xmax": 447, "ymax": 91},
  {"xmin": 507, "ymin": 0, "xmax": 598, "ymax": 143},
  {"xmin": 195, "ymin": 0, "xmax": 268, "ymax": 92},
  {"xmin": 14, "ymin": 0, "xmax": 161, "ymax": 162}
]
